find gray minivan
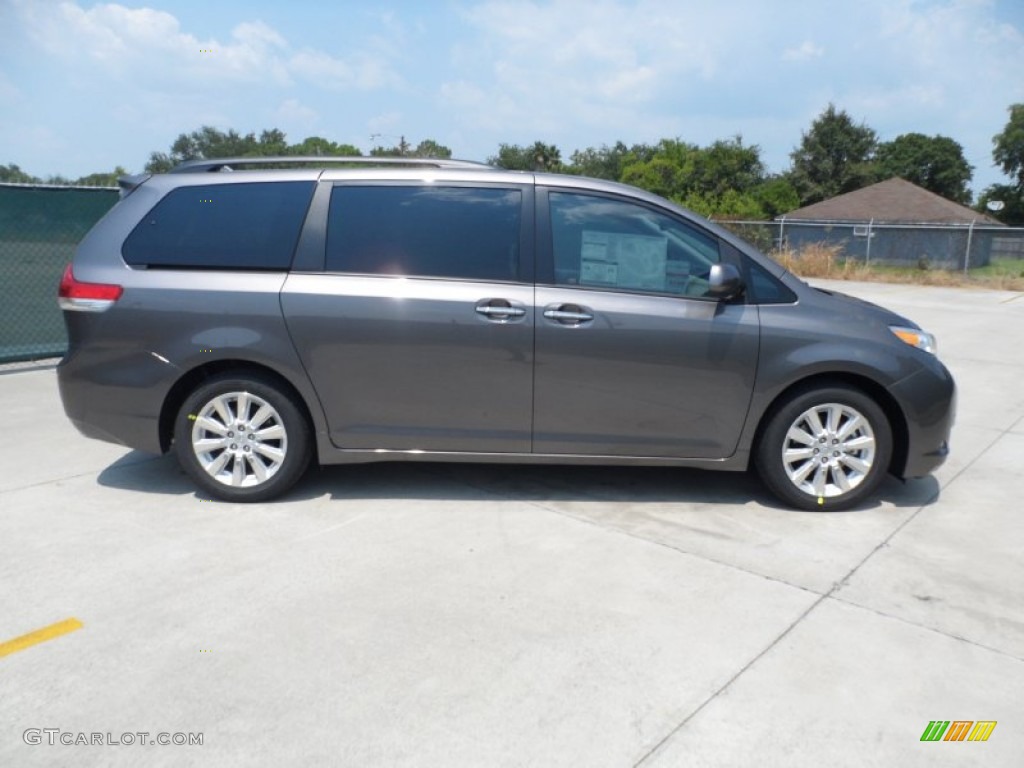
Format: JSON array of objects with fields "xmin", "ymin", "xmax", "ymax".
[{"xmin": 57, "ymin": 157, "xmax": 955, "ymax": 510}]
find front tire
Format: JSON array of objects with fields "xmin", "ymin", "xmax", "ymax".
[
  {"xmin": 174, "ymin": 373, "xmax": 311, "ymax": 502},
  {"xmin": 755, "ymin": 384, "xmax": 892, "ymax": 511}
]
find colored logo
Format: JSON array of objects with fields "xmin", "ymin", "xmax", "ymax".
[{"xmin": 920, "ymin": 721, "xmax": 996, "ymax": 742}]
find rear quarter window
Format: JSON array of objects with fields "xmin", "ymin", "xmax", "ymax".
[{"xmin": 122, "ymin": 181, "xmax": 314, "ymax": 270}]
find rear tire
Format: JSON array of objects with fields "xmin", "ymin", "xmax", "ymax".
[
  {"xmin": 755, "ymin": 384, "xmax": 892, "ymax": 511},
  {"xmin": 174, "ymin": 373, "xmax": 311, "ymax": 502}
]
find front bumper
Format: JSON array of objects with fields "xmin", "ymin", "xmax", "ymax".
[{"xmin": 887, "ymin": 357, "xmax": 956, "ymax": 478}]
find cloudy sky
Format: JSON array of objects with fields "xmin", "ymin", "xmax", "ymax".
[{"xmin": 2, "ymin": 0, "xmax": 1023, "ymax": 196}]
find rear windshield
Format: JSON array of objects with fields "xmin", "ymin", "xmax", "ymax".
[{"xmin": 122, "ymin": 181, "xmax": 314, "ymax": 270}]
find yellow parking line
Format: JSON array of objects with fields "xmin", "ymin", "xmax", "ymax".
[{"xmin": 0, "ymin": 618, "xmax": 83, "ymax": 658}]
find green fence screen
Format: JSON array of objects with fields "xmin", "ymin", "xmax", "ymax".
[{"xmin": 0, "ymin": 183, "xmax": 119, "ymax": 363}]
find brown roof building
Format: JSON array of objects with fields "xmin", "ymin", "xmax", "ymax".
[{"xmin": 781, "ymin": 177, "xmax": 1002, "ymax": 225}]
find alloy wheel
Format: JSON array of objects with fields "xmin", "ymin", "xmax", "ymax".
[
  {"xmin": 190, "ymin": 391, "xmax": 288, "ymax": 488},
  {"xmin": 781, "ymin": 402, "xmax": 877, "ymax": 499}
]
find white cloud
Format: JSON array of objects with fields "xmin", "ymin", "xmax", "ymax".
[
  {"xmin": 445, "ymin": 0, "xmax": 762, "ymax": 149},
  {"xmin": 599, "ymin": 65, "xmax": 658, "ymax": 102},
  {"xmin": 4, "ymin": 0, "xmax": 1023, "ymax": 192},
  {"xmin": 13, "ymin": 1, "xmax": 399, "ymax": 91},
  {"xmin": 232, "ymin": 20, "xmax": 286, "ymax": 50},
  {"xmin": 782, "ymin": 41, "xmax": 825, "ymax": 61},
  {"xmin": 460, "ymin": 0, "xmax": 725, "ymax": 83},
  {"xmin": 213, "ymin": 21, "xmax": 290, "ymax": 84},
  {"xmin": 439, "ymin": 81, "xmax": 487, "ymax": 109},
  {"xmin": 444, "ymin": 0, "xmax": 1024, "ymax": 191},
  {"xmin": 289, "ymin": 50, "xmax": 356, "ymax": 88},
  {"xmin": 838, "ymin": 2, "xmax": 1023, "ymax": 161},
  {"xmin": 852, "ymin": 84, "xmax": 946, "ymax": 112},
  {"xmin": 2, "ymin": 0, "xmax": 409, "ymax": 176},
  {"xmin": 368, "ymin": 112, "xmax": 403, "ymax": 134},
  {"xmin": 23, "ymin": 2, "xmax": 196, "ymax": 64},
  {"xmin": 0, "ymin": 122, "xmax": 67, "ymax": 156},
  {"xmin": 277, "ymin": 45, "xmax": 401, "ymax": 91},
  {"xmin": 275, "ymin": 98, "xmax": 317, "ymax": 125},
  {"xmin": 0, "ymin": 72, "xmax": 23, "ymax": 108}
]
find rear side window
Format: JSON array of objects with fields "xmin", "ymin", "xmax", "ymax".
[
  {"xmin": 123, "ymin": 182, "xmax": 314, "ymax": 270},
  {"xmin": 326, "ymin": 186, "xmax": 522, "ymax": 282}
]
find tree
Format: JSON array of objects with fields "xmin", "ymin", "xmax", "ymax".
[
  {"xmin": 976, "ymin": 184, "xmax": 1024, "ymax": 225},
  {"xmin": 789, "ymin": 104, "xmax": 878, "ymax": 205},
  {"xmin": 148, "ymin": 127, "xmax": 238, "ymax": 171},
  {"xmin": 681, "ymin": 188, "xmax": 767, "ymax": 220},
  {"xmin": 145, "ymin": 127, "xmax": 372, "ymax": 171},
  {"xmin": 0, "ymin": 163, "xmax": 130, "ymax": 186},
  {"xmin": 616, "ymin": 136, "xmax": 773, "ymax": 218},
  {"xmin": 368, "ymin": 137, "xmax": 452, "ymax": 159},
  {"xmin": 620, "ymin": 155, "xmax": 688, "ymax": 199},
  {"xmin": 692, "ymin": 137, "xmax": 765, "ymax": 198},
  {"xmin": 981, "ymin": 104, "xmax": 1024, "ymax": 223},
  {"xmin": 567, "ymin": 141, "xmax": 654, "ymax": 180},
  {"xmin": 145, "ymin": 126, "xmax": 300, "ymax": 172},
  {"xmin": 753, "ymin": 176, "xmax": 801, "ymax": 218},
  {"xmin": 411, "ymin": 139, "xmax": 452, "ymax": 159},
  {"xmin": 619, "ymin": 139, "xmax": 699, "ymax": 199},
  {"xmin": 875, "ymin": 133, "xmax": 973, "ymax": 203},
  {"xmin": 287, "ymin": 136, "xmax": 362, "ymax": 157},
  {"xmin": 256, "ymin": 129, "xmax": 288, "ymax": 156},
  {"xmin": 993, "ymin": 103, "xmax": 1024, "ymax": 188},
  {"xmin": 488, "ymin": 142, "xmax": 562, "ymax": 171},
  {"xmin": 75, "ymin": 167, "xmax": 129, "ymax": 187},
  {"xmin": 0, "ymin": 163, "xmax": 39, "ymax": 183},
  {"xmin": 370, "ymin": 136, "xmax": 412, "ymax": 157}
]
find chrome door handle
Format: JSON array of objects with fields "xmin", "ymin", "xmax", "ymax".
[
  {"xmin": 475, "ymin": 299, "xmax": 527, "ymax": 322},
  {"xmin": 476, "ymin": 305, "xmax": 526, "ymax": 317},
  {"xmin": 543, "ymin": 309, "xmax": 593, "ymax": 322},
  {"xmin": 477, "ymin": 305, "xmax": 528, "ymax": 317}
]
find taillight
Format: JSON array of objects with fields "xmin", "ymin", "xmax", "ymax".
[{"xmin": 58, "ymin": 264, "xmax": 123, "ymax": 312}]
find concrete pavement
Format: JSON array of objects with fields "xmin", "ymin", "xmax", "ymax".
[{"xmin": 1, "ymin": 279, "xmax": 1022, "ymax": 766}]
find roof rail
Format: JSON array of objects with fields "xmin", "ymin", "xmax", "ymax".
[{"xmin": 168, "ymin": 156, "xmax": 494, "ymax": 173}]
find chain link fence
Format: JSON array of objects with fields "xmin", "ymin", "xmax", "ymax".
[
  {"xmin": 3, "ymin": 184, "xmax": 1023, "ymax": 364},
  {"xmin": 717, "ymin": 218, "xmax": 1024, "ymax": 272},
  {"xmin": 0, "ymin": 183, "xmax": 119, "ymax": 363}
]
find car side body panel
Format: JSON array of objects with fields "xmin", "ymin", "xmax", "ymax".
[
  {"xmin": 58, "ymin": 270, "xmax": 331, "ymax": 455},
  {"xmin": 532, "ymin": 286, "xmax": 760, "ymax": 458},
  {"xmin": 734, "ymin": 275, "xmax": 955, "ymax": 479},
  {"xmin": 281, "ymin": 274, "xmax": 536, "ymax": 453}
]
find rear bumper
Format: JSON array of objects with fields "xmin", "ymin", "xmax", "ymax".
[
  {"xmin": 888, "ymin": 358, "xmax": 956, "ymax": 478},
  {"xmin": 57, "ymin": 346, "xmax": 177, "ymax": 455}
]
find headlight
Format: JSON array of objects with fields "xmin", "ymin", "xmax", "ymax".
[{"xmin": 890, "ymin": 326, "xmax": 937, "ymax": 355}]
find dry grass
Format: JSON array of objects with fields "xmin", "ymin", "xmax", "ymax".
[{"xmin": 771, "ymin": 242, "xmax": 1024, "ymax": 292}]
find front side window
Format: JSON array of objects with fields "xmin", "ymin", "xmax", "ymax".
[
  {"xmin": 549, "ymin": 191, "xmax": 720, "ymax": 298},
  {"xmin": 122, "ymin": 182, "xmax": 314, "ymax": 270},
  {"xmin": 326, "ymin": 186, "xmax": 522, "ymax": 282}
]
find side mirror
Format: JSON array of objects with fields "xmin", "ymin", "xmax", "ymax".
[{"xmin": 708, "ymin": 263, "xmax": 745, "ymax": 300}]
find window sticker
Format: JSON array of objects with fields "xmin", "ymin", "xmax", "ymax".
[
  {"xmin": 664, "ymin": 260, "xmax": 692, "ymax": 294},
  {"xmin": 580, "ymin": 230, "xmax": 668, "ymax": 290}
]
